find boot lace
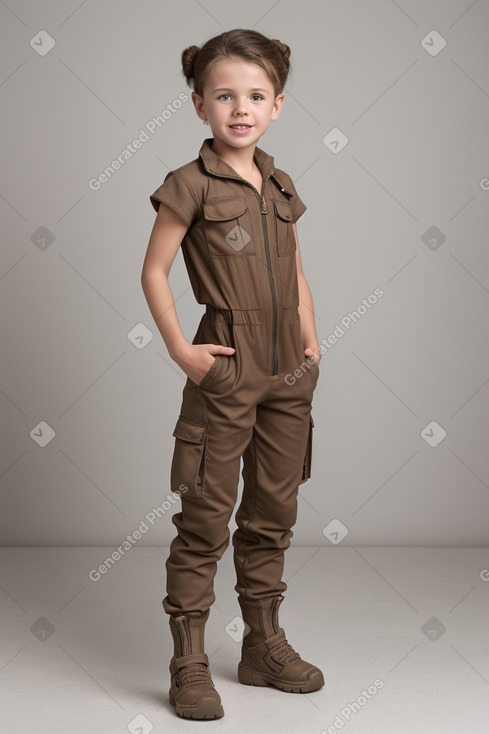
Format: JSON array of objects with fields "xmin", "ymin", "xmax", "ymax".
[
  {"xmin": 270, "ymin": 638, "xmax": 301, "ymax": 665},
  {"xmin": 179, "ymin": 661, "xmax": 212, "ymax": 688}
]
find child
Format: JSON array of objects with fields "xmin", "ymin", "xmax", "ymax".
[{"xmin": 141, "ymin": 28, "xmax": 323, "ymax": 720}]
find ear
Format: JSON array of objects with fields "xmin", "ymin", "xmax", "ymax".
[
  {"xmin": 270, "ymin": 93, "xmax": 285, "ymax": 121},
  {"xmin": 191, "ymin": 91, "xmax": 207, "ymax": 122}
]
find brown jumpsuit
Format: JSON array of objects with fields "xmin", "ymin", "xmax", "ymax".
[{"xmin": 149, "ymin": 138, "xmax": 319, "ymax": 615}]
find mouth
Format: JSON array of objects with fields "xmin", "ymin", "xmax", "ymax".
[{"xmin": 229, "ymin": 124, "xmax": 253, "ymax": 129}]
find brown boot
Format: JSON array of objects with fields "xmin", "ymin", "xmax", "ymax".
[
  {"xmin": 237, "ymin": 595, "xmax": 324, "ymax": 693},
  {"xmin": 168, "ymin": 609, "xmax": 224, "ymax": 719}
]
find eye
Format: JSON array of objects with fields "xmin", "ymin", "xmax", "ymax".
[
  {"xmin": 251, "ymin": 94, "xmax": 264, "ymax": 101},
  {"xmin": 217, "ymin": 94, "xmax": 232, "ymax": 101}
]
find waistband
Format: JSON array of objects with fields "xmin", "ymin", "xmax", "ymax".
[{"xmin": 205, "ymin": 304, "xmax": 299, "ymax": 325}]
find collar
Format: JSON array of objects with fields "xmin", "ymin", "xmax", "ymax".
[{"xmin": 198, "ymin": 138, "xmax": 293, "ymax": 196}]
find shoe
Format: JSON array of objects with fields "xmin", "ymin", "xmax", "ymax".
[
  {"xmin": 237, "ymin": 594, "xmax": 324, "ymax": 693},
  {"xmin": 168, "ymin": 609, "xmax": 224, "ymax": 719}
]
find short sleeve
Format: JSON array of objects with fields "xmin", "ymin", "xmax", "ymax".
[
  {"xmin": 149, "ymin": 171, "xmax": 199, "ymax": 228},
  {"xmin": 289, "ymin": 190, "xmax": 307, "ymax": 222}
]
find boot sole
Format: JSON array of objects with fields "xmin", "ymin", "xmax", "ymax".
[
  {"xmin": 169, "ymin": 688, "xmax": 224, "ymax": 719},
  {"xmin": 238, "ymin": 663, "xmax": 324, "ymax": 693}
]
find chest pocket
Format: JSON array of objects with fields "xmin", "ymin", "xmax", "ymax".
[
  {"xmin": 273, "ymin": 200, "xmax": 297, "ymax": 256},
  {"xmin": 203, "ymin": 197, "xmax": 255, "ymax": 257}
]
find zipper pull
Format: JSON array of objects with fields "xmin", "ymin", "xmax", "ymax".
[{"xmin": 261, "ymin": 196, "xmax": 268, "ymax": 214}]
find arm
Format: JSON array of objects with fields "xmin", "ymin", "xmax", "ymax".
[
  {"xmin": 140, "ymin": 204, "xmax": 235, "ymax": 384},
  {"xmin": 293, "ymin": 222, "xmax": 321, "ymax": 364}
]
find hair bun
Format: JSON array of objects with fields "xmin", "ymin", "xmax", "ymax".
[
  {"xmin": 272, "ymin": 39, "xmax": 291, "ymax": 65},
  {"xmin": 181, "ymin": 45, "xmax": 200, "ymax": 86}
]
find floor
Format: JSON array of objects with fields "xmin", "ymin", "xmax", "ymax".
[{"xmin": 1, "ymin": 546, "xmax": 488, "ymax": 733}]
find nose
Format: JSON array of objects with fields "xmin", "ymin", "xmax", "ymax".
[{"xmin": 234, "ymin": 98, "xmax": 249, "ymax": 116}]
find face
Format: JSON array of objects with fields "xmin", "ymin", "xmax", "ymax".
[{"xmin": 192, "ymin": 57, "xmax": 284, "ymax": 150}]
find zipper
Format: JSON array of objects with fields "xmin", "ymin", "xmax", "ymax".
[
  {"xmin": 174, "ymin": 615, "xmax": 189, "ymax": 655},
  {"xmin": 259, "ymin": 190, "xmax": 278, "ymax": 374},
  {"xmin": 201, "ymin": 165, "xmax": 279, "ymax": 375},
  {"xmin": 272, "ymin": 597, "xmax": 279, "ymax": 633}
]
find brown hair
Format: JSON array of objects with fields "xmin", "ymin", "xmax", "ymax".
[{"xmin": 181, "ymin": 28, "xmax": 291, "ymax": 98}]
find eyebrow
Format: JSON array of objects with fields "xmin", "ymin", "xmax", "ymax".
[{"xmin": 212, "ymin": 87, "xmax": 270, "ymax": 94}]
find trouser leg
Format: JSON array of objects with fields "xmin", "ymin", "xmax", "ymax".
[
  {"xmin": 163, "ymin": 380, "xmax": 257, "ymax": 615},
  {"xmin": 232, "ymin": 375, "xmax": 315, "ymax": 600}
]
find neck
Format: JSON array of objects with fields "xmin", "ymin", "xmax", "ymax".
[{"xmin": 210, "ymin": 137, "xmax": 258, "ymax": 173}]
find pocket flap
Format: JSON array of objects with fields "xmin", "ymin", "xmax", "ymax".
[
  {"xmin": 273, "ymin": 199, "xmax": 294, "ymax": 222},
  {"xmin": 203, "ymin": 198, "xmax": 248, "ymax": 221},
  {"xmin": 172, "ymin": 417, "xmax": 206, "ymax": 444}
]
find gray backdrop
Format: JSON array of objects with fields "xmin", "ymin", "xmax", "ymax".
[{"xmin": 1, "ymin": 0, "xmax": 488, "ymax": 546}]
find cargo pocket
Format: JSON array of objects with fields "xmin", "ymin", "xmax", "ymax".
[
  {"xmin": 273, "ymin": 199, "xmax": 296, "ymax": 256},
  {"xmin": 170, "ymin": 417, "xmax": 207, "ymax": 498},
  {"xmin": 203, "ymin": 197, "xmax": 254, "ymax": 257},
  {"xmin": 299, "ymin": 415, "xmax": 314, "ymax": 484}
]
